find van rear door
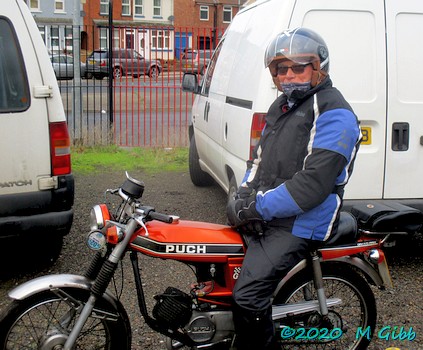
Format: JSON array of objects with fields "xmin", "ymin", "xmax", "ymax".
[
  {"xmin": 290, "ymin": 0, "xmax": 387, "ymax": 200},
  {"xmin": 0, "ymin": 4, "xmax": 50, "ymax": 195},
  {"xmin": 384, "ymin": 0, "xmax": 423, "ymax": 199}
]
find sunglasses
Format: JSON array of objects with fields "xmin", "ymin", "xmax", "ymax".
[{"xmin": 275, "ymin": 63, "xmax": 311, "ymax": 76}]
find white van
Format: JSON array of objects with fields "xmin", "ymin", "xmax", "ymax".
[
  {"xmin": 0, "ymin": 0, "xmax": 74, "ymax": 267},
  {"xmin": 183, "ymin": 0, "xmax": 423, "ymax": 214}
]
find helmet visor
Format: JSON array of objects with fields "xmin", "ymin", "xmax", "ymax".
[{"xmin": 268, "ymin": 54, "xmax": 320, "ymax": 77}]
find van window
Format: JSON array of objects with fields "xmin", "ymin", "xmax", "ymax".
[
  {"xmin": 202, "ymin": 41, "xmax": 223, "ymax": 96},
  {"xmin": 0, "ymin": 17, "xmax": 30, "ymax": 113}
]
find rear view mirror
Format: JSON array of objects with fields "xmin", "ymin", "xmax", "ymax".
[{"xmin": 181, "ymin": 73, "xmax": 199, "ymax": 93}]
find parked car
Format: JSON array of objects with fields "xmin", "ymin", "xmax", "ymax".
[
  {"xmin": 0, "ymin": 0, "xmax": 74, "ymax": 268},
  {"xmin": 50, "ymin": 54, "xmax": 87, "ymax": 80},
  {"xmin": 86, "ymin": 48, "xmax": 162, "ymax": 80},
  {"xmin": 181, "ymin": 49, "xmax": 212, "ymax": 75}
]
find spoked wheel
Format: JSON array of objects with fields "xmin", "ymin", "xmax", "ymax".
[
  {"xmin": 0, "ymin": 288, "xmax": 131, "ymax": 350},
  {"xmin": 273, "ymin": 264, "xmax": 376, "ymax": 350}
]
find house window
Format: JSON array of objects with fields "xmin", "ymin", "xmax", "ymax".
[
  {"xmin": 200, "ymin": 6, "xmax": 209, "ymax": 21},
  {"xmin": 134, "ymin": 0, "xmax": 143, "ymax": 16},
  {"xmin": 151, "ymin": 30, "xmax": 170, "ymax": 50},
  {"xmin": 38, "ymin": 25, "xmax": 46, "ymax": 43},
  {"xmin": 99, "ymin": 27, "xmax": 108, "ymax": 49},
  {"xmin": 100, "ymin": 0, "xmax": 108, "ymax": 15},
  {"xmin": 29, "ymin": 0, "xmax": 40, "ymax": 11},
  {"xmin": 122, "ymin": 0, "xmax": 131, "ymax": 16},
  {"xmin": 223, "ymin": 5, "xmax": 232, "ymax": 23},
  {"xmin": 55, "ymin": 0, "xmax": 65, "ymax": 12},
  {"xmin": 65, "ymin": 27, "xmax": 73, "ymax": 53},
  {"xmin": 50, "ymin": 27, "xmax": 60, "ymax": 53},
  {"xmin": 153, "ymin": 0, "xmax": 161, "ymax": 17}
]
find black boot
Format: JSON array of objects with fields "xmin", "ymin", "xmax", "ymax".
[{"xmin": 232, "ymin": 304, "xmax": 275, "ymax": 350}]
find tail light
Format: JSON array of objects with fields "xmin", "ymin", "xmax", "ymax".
[
  {"xmin": 49, "ymin": 121, "xmax": 71, "ymax": 175},
  {"xmin": 250, "ymin": 113, "xmax": 266, "ymax": 158},
  {"xmin": 100, "ymin": 60, "xmax": 107, "ymax": 66}
]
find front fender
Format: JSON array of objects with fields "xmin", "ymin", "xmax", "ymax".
[
  {"xmin": 8, "ymin": 273, "xmax": 128, "ymax": 310},
  {"xmin": 9, "ymin": 274, "xmax": 92, "ymax": 300}
]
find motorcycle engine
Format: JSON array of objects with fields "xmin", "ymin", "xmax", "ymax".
[
  {"xmin": 154, "ymin": 287, "xmax": 234, "ymax": 346},
  {"xmin": 185, "ymin": 310, "xmax": 234, "ymax": 344},
  {"xmin": 153, "ymin": 287, "xmax": 193, "ymax": 329}
]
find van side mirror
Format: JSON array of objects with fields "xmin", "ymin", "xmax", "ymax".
[{"xmin": 181, "ymin": 73, "xmax": 199, "ymax": 93}]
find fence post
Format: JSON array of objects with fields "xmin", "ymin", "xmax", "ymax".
[
  {"xmin": 108, "ymin": 0, "xmax": 114, "ymax": 131},
  {"xmin": 73, "ymin": 2, "xmax": 82, "ymax": 143}
]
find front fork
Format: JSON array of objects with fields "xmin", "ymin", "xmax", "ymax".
[{"xmin": 63, "ymin": 219, "xmax": 138, "ymax": 350}]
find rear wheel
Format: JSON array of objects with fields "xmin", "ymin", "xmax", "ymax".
[
  {"xmin": 273, "ymin": 264, "xmax": 376, "ymax": 350},
  {"xmin": 0, "ymin": 288, "xmax": 131, "ymax": 350},
  {"xmin": 189, "ymin": 136, "xmax": 214, "ymax": 187}
]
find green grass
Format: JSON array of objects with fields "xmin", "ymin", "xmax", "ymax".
[{"xmin": 71, "ymin": 145, "xmax": 188, "ymax": 174}]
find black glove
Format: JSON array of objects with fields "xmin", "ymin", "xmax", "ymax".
[
  {"xmin": 227, "ymin": 193, "xmax": 264, "ymax": 234},
  {"xmin": 236, "ymin": 186, "xmax": 255, "ymax": 200}
]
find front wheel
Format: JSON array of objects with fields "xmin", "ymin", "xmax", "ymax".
[
  {"xmin": 189, "ymin": 136, "xmax": 214, "ymax": 187},
  {"xmin": 113, "ymin": 66, "xmax": 123, "ymax": 79},
  {"xmin": 0, "ymin": 288, "xmax": 131, "ymax": 350},
  {"xmin": 273, "ymin": 264, "xmax": 376, "ymax": 350}
]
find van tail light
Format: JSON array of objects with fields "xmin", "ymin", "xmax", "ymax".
[
  {"xmin": 49, "ymin": 121, "xmax": 71, "ymax": 175},
  {"xmin": 250, "ymin": 113, "xmax": 266, "ymax": 158}
]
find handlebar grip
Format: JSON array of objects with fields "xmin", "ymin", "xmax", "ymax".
[{"xmin": 149, "ymin": 211, "xmax": 173, "ymax": 224}]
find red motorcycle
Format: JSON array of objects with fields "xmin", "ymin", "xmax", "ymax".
[{"xmin": 0, "ymin": 173, "xmax": 421, "ymax": 350}]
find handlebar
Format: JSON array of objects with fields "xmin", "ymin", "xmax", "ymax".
[
  {"xmin": 149, "ymin": 211, "xmax": 174, "ymax": 224},
  {"xmin": 136, "ymin": 205, "xmax": 174, "ymax": 224}
]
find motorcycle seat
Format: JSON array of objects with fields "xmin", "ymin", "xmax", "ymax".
[
  {"xmin": 324, "ymin": 211, "xmax": 358, "ymax": 247},
  {"xmin": 350, "ymin": 201, "xmax": 423, "ymax": 233}
]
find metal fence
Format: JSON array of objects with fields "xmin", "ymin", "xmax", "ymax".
[{"xmin": 51, "ymin": 24, "xmax": 226, "ymax": 147}]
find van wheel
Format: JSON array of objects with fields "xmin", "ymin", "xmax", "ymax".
[
  {"xmin": 189, "ymin": 137, "xmax": 214, "ymax": 187},
  {"xmin": 228, "ymin": 175, "xmax": 238, "ymax": 202}
]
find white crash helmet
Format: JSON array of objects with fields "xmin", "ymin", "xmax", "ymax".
[{"xmin": 265, "ymin": 28, "xmax": 329, "ymax": 86}]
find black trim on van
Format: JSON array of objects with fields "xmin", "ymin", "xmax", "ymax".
[{"xmin": 225, "ymin": 96, "xmax": 253, "ymax": 110}]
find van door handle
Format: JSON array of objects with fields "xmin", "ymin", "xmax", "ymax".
[
  {"xmin": 204, "ymin": 101, "xmax": 210, "ymax": 122},
  {"xmin": 392, "ymin": 122, "xmax": 409, "ymax": 151}
]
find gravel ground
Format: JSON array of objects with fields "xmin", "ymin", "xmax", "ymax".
[{"xmin": 0, "ymin": 170, "xmax": 422, "ymax": 349}]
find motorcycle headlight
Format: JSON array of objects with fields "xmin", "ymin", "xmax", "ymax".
[{"xmin": 90, "ymin": 204, "xmax": 110, "ymax": 230}]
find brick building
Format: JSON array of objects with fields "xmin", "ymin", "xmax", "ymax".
[
  {"xmin": 82, "ymin": 0, "xmax": 247, "ymax": 62},
  {"xmin": 174, "ymin": 0, "xmax": 244, "ymax": 57}
]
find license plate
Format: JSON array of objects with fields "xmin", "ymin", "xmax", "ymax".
[
  {"xmin": 378, "ymin": 254, "xmax": 393, "ymax": 288},
  {"xmin": 89, "ymin": 60, "xmax": 96, "ymax": 65},
  {"xmin": 361, "ymin": 126, "xmax": 371, "ymax": 145}
]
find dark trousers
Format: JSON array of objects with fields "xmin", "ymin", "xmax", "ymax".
[{"xmin": 232, "ymin": 226, "xmax": 311, "ymax": 349}]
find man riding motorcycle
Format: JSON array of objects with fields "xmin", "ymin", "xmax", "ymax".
[{"xmin": 227, "ymin": 27, "xmax": 362, "ymax": 349}]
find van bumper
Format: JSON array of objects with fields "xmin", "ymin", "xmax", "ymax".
[
  {"xmin": 0, "ymin": 209, "xmax": 74, "ymax": 239},
  {"xmin": 0, "ymin": 174, "xmax": 74, "ymax": 239}
]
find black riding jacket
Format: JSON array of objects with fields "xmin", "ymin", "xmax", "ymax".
[{"xmin": 241, "ymin": 78, "xmax": 361, "ymax": 240}]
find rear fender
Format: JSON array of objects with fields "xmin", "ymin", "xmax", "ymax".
[
  {"xmin": 272, "ymin": 256, "xmax": 384, "ymax": 299},
  {"xmin": 8, "ymin": 273, "xmax": 124, "ymax": 308}
]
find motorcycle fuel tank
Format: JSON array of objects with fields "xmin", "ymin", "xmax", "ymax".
[{"xmin": 130, "ymin": 220, "xmax": 245, "ymax": 262}]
